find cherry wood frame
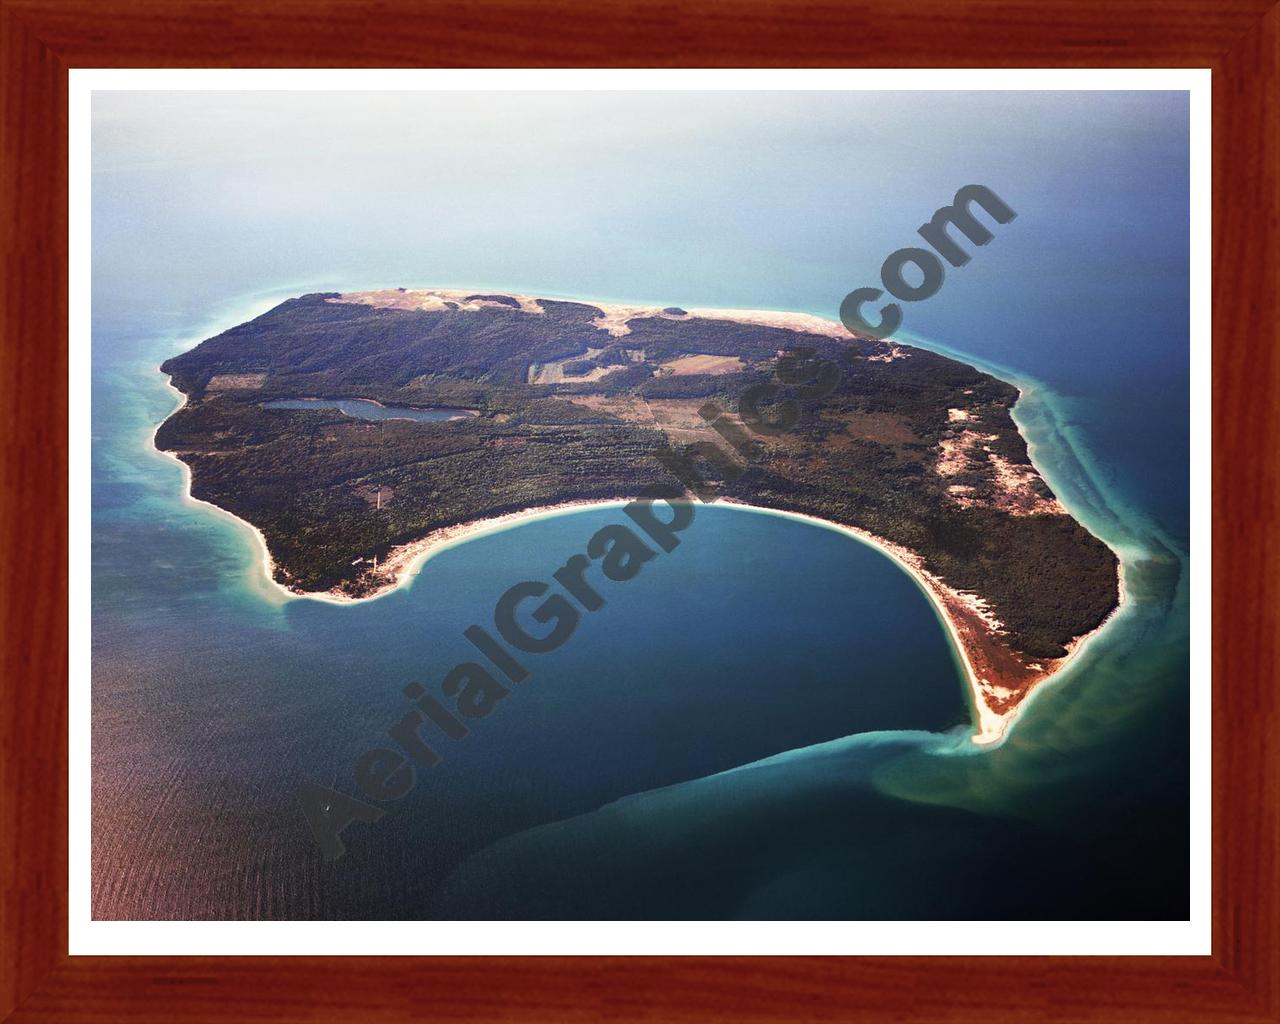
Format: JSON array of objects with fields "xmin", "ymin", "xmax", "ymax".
[{"xmin": 2, "ymin": 1, "xmax": 1276, "ymax": 1020}]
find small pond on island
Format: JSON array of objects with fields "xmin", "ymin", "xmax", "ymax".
[{"xmin": 262, "ymin": 398, "xmax": 477, "ymax": 423}]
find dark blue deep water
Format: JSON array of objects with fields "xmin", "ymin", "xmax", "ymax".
[{"xmin": 91, "ymin": 90, "xmax": 1190, "ymax": 920}]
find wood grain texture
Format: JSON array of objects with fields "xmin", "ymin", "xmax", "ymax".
[{"xmin": 1, "ymin": 0, "xmax": 1276, "ymax": 1020}]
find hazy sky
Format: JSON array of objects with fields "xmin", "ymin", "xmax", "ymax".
[{"xmin": 92, "ymin": 89, "xmax": 1189, "ymax": 333}]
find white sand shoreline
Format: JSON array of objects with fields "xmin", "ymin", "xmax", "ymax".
[
  {"xmin": 316, "ymin": 497, "xmax": 651, "ymax": 606},
  {"xmin": 152, "ymin": 377, "xmax": 289, "ymax": 600}
]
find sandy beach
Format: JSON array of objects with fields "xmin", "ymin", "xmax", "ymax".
[
  {"xmin": 317, "ymin": 497, "xmax": 650, "ymax": 605},
  {"xmin": 329, "ymin": 288, "xmax": 863, "ymax": 343}
]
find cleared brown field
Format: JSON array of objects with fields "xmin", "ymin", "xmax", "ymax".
[
  {"xmin": 206, "ymin": 372, "xmax": 267, "ymax": 390},
  {"xmin": 657, "ymin": 353, "xmax": 746, "ymax": 376}
]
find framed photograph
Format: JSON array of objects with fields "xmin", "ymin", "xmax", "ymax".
[{"xmin": 3, "ymin": 1, "xmax": 1275, "ymax": 1020}]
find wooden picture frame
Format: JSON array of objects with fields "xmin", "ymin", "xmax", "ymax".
[{"xmin": 2, "ymin": 1, "xmax": 1274, "ymax": 1020}]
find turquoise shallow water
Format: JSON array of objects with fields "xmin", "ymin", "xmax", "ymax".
[{"xmin": 91, "ymin": 89, "xmax": 1189, "ymax": 920}]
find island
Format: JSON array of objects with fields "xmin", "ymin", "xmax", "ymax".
[{"xmin": 155, "ymin": 288, "xmax": 1120, "ymax": 742}]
